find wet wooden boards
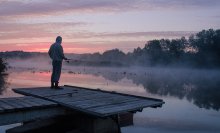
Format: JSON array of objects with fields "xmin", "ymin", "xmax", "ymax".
[
  {"xmin": 0, "ymin": 96, "xmax": 65, "ymax": 126},
  {"xmin": 13, "ymin": 85, "xmax": 164, "ymax": 117},
  {"xmin": 0, "ymin": 96, "xmax": 57, "ymax": 113}
]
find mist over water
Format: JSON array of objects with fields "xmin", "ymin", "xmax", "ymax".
[
  {"xmin": 4, "ymin": 57, "xmax": 220, "ymax": 111},
  {"xmin": 1, "ymin": 57, "xmax": 220, "ymax": 133},
  {"xmin": 6, "ymin": 56, "xmax": 51, "ymax": 71}
]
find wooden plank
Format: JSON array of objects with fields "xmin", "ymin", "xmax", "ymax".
[
  {"xmin": 91, "ymin": 100, "xmax": 156, "ymax": 111},
  {"xmin": 25, "ymin": 97, "xmax": 56, "ymax": 106},
  {"xmin": 47, "ymin": 92, "xmax": 99, "ymax": 102},
  {"xmin": 66, "ymin": 95, "xmax": 140, "ymax": 107},
  {"xmin": 51, "ymin": 91, "xmax": 96, "ymax": 98},
  {"xmin": 45, "ymin": 100, "xmax": 105, "ymax": 117},
  {"xmin": 14, "ymin": 88, "xmax": 56, "ymax": 97},
  {"xmin": 0, "ymin": 96, "xmax": 58, "ymax": 114},
  {"xmin": 0, "ymin": 98, "xmax": 29, "ymax": 109},
  {"xmin": 0, "ymin": 100, "xmax": 15, "ymax": 110},
  {"xmin": 50, "ymin": 93, "xmax": 118, "ymax": 103},
  {"xmin": 0, "ymin": 97, "xmax": 29, "ymax": 111},
  {"xmin": 19, "ymin": 97, "xmax": 43, "ymax": 107},
  {"xmin": 69, "ymin": 99, "xmax": 142, "ymax": 109},
  {"xmin": 3, "ymin": 97, "xmax": 42, "ymax": 108},
  {"xmin": 16, "ymin": 87, "xmax": 83, "ymax": 97},
  {"xmin": 13, "ymin": 98, "xmax": 33, "ymax": 108},
  {"xmin": 83, "ymin": 94, "xmax": 140, "ymax": 104},
  {"xmin": 0, "ymin": 106, "xmax": 4, "ymax": 112},
  {"xmin": 0, "ymin": 107, "xmax": 66, "ymax": 126},
  {"xmin": 17, "ymin": 97, "xmax": 43, "ymax": 107},
  {"xmin": 89, "ymin": 101, "xmax": 160, "ymax": 116}
]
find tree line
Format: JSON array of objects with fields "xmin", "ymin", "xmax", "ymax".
[
  {"xmin": 129, "ymin": 28, "xmax": 220, "ymax": 68},
  {"xmin": 1, "ymin": 29, "xmax": 219, "ymax": 68},
  {"xmin": 79, "ymin": 29, "xmax": 220, "ymax": 68}
]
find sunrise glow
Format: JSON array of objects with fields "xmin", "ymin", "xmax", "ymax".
[{"xmin": 0, "ymin": 0, "xmax": 220, "ymax": 53}]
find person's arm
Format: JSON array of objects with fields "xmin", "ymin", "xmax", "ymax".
[{"xmin": 59, "ymin": 45, "xmax": 68, "ymax": 60}]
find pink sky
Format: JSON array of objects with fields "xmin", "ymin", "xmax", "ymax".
[{"xmin": 0, "ymin": 0, "xmax": 219, "ymax": 53}]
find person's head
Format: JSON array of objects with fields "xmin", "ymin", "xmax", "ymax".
[{"xmin": 56, "ymin": 36, "xmax": 62, "ymax": 44}]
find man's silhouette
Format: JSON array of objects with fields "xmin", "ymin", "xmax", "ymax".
[{"xmin": 48, "ymin": 36, "xmax": 68, "ymax": 89}]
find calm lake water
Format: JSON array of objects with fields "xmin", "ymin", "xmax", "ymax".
[{"xmin": 0, "ymin": 66, "xmax": 220, "ymax": 133}]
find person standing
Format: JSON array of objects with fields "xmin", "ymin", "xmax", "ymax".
[{"xmin": 48, "ymin": 36, "xmax": 68, "ymax": 89}]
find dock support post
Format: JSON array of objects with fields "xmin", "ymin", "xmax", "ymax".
[
  {"xmin": 70, "ymin": 114, "xmax": 119, "ymax": 133},
  {"xmin": 112, "ymin": 115, "xmax": 121, "ymax": 133}
]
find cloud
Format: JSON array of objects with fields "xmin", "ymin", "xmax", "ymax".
[
  {"xmin": 0, "ymin": 0, "xmax": 118, "ymax": 16},
  {"xmin": 0, "ymin": 21, "xmax": 86, "ymax": 40},
  {"xmin": 144, "ymin": 0, "xmax": 220, "ymax": 9},
  {"xmin": 0, "ymin": 16, "xmax": 195, "ymax": 41},
  {"xmin": 94, "ymin": 31, "xmax": 195, "ymax": 38},
  {"xmin": 0, "ymin": 0, "xmax": 219, "ymax": 17}
]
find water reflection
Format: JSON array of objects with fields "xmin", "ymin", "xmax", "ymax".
[
  {"xmin": 90, "ymin": 68, "xmax": 220, "ymax": 111},
  {"xmin": 3, "ymin": 67, "xmax": 220, "ymax": 111}
]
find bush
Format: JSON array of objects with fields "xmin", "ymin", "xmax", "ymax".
[{"xmin": 0, "ymin": 58, "xmax": 6, "ymax": 73}]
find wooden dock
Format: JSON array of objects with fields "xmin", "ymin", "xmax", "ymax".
[
  {"xmin": 0, "ymin": 85, "xmax": 164, "ymax": 133},
  {"xmin": 0, "ymin": 96, "xmax": 65, "ymax": 126},
  {"xmin": 13, "ymin": 85, "xmax": 164, "ymax": 117}
]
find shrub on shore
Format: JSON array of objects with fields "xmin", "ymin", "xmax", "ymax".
[{"xmin": 0, "ymin": 58, "xmax": 6, "ymax": 74}]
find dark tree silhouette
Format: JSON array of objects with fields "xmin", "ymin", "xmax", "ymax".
[
  {"xmin": 126, "ymin": 29, "xmax": 220, "ymax": 68},
  {"xmin": 190, "ymin": 29, "xmax": 220, "ymax": 67},
  {"xmin": 0, "ymin": 58, "xmax": 7, "ymax": 95},
  {"xmin": 0, "ymin": 58, "xmax": 6, "ymax": 74}
]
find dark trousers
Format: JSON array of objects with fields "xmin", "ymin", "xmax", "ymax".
[{"xmin": 51, "ymin": 60, "xmax": 62, "ymax": 82}]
